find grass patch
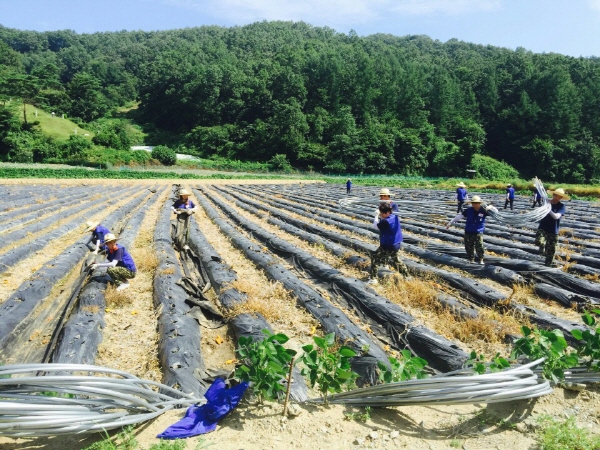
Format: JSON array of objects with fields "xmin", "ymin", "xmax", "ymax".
[
  {"xmin": 105, "ymin": 284, "xmax": 133, "ymax": 308},
  {"xmin": 536, "ymin": 415, "xmax": 600, "ymax": 450},
  {"xmin": 22, "ymin": 104, "xmax": 94, "ymax": 140},
  {"xmin": 132, "ymin": 246, "xmax": 158, "ymax": 273}
]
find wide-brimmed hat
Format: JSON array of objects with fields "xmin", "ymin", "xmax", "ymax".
[
  {"xmin": 179, "ymin": 189, "xmax": 191, "ymax": 197},
  {"xmin": 470, "ymin": 195, "xmax": 482, "ymax": 203},
  {"xmin": 507, "ymin": 183, "xmax": 512, "ymax": 187},
  {"xmin": 103, "ymin": 233, "xmax": 119, "ymax": 243},
  {"xmin": 547, "ymin": 188, "xmax": 570, "ymax": 200},
  {"xmin": 379, "ymin": 188, "xmax": 393, "ymax": 197},
  {"xmin": 456, "ymin": 182, "xmax": 466, "ymax": 188},
  {"xmin": 84, "ymin": 221, "xmax": 99, "ymax": 232}
]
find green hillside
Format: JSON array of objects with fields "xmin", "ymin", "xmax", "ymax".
[{"xmin": 20, "ymin": 104, "xmax": 94, "ymax": 141}]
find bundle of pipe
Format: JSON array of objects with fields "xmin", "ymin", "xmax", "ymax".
[
  {"xmin": 0, "ymin": 364, "xmax": 202, "ymax": 437},
  {"xmin": 308, "ymin": 359, "xmax": 551, "ymax": 406}
]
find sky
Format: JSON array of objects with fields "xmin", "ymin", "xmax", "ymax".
[{"xmin": 1, "ymin": 0, "xmax": 599, "ymax": 57}]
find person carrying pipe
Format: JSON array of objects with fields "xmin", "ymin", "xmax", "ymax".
[
  {"xmin": 172, "ymin": 188, "xmax": 197, "ymax": 250},
  {"xmin": 535, "ymin": 188, "xmax": 569, "ymax": 267},
  {"xmin": 346, "ymin": 179, "xmax": 352, "ymax": 195},
  {"xmin": 455, "ymin": 182, "xmax": 469, "ymax": 213},
  {"xmin": 446, "ymin": 195, "xmax": 497, "ymax": 264},
  {"xmin": 532, "ymin": 186, "xmax": 543, "ymax": 208},
  {"xmin": 378, "ymin": 188, "xmax": 398, "ymax": 212},
  {"xmin": 89, "ymin": 233, "xmax": 137, "ymax": 291},
  {"xmin": 504, "ymin": 184, "xmax": 515, "ymax": 210},
  {"xmin": 367, "ymin": 203, "xmax": 409, "ymax": 285},
  {"xmin": 83, "ymin": 221, "xmax": 111, "ymax": 254}
]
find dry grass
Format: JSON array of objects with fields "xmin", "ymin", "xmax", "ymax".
[
  {"xmin": 133, "ymin": 245, "xmax": 158, "ymax": 272},
  {"xmin": 104, "ymin": 284, "xmax": 133, "ymax": 308},
  {"xmin": 506, "ymin": 282, "xmax": 534, "ymax": 305},
  {"xmin": 160, "ymin": 266, "xmax": 175, "ymax": 275}
]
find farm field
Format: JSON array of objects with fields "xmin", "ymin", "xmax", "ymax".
[{"xmin": 1, "ymin": 180, "xmax": 600, "ymax": 450}]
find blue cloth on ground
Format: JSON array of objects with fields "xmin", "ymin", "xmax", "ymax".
[{"xmin": 157, "ymin": 378, "xmax": 249, "ymax": 439}]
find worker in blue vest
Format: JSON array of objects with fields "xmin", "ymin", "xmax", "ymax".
[
  {"xmin": 536, "ymin": 188, "xmax": 569, "ymax": 267},
  {"xmin": 455, "ymin": 182, "xmax": 469, "ymax": 213},
  {"xmin": 378, "ymin": 188, "xmax": 398, "ymax": 212},
  {"xmin": 368, "ymin": 203, "xmax": 409, "ymax": 284},
  {"xmin": 89, "ymin": 233, "xmax": 137, "ymax": 291},
  {"xmin": 346, "ymin": 179, "xmax": 352, "ymax": 195},
  {"xmin": 84, "ymin": 221, "xmax": 111, "ymax": 254},
  {"xmin": 504, "ymin": 184, "xmax": 515, "ymax": 210},
  {"xmin": 446, "ymin": 195, "xmax": 497, "ymax": 264}
]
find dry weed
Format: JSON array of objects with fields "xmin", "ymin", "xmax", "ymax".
[
  {"xmin": 507, "ymin": 282, "xmax": 534, "ymax": 305},
  {"xmin": 160, "ymin": 266, "xmax": 175, "ymax": 275},
  {"xmin": 105, "ymin": 284, "xmax": 133, "ymax": 308},
  {"xmin": 132, "ymin": 246, "xmax": 158, "ymax": 272}
]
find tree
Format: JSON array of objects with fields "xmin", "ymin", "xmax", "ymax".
[{"xmin": 152, "ymin": 145, "xmax": 177, "ymax": 165}]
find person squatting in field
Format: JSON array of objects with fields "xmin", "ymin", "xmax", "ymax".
[
  {"xmin": 368, "ymin": 203, "xmax": 409, "ymax": 285},
  {"xmin": 89, "ymin": 233, "xmax": 137, "ymax": 291},
  {"xmin": 536, "ymin": 188, "xmax": 569, "ymax": 267},
  {"xmin": 504, "ymin": 184, "xmax": 515, "ymax": 210},
  {"xmin": 84, "ymin": 220, "xmax": 111, "ymax": 254},
  {"xmin": 446, "ymin": 195, "xmax": 497, "ymax": 264},
  {"xmin": 455, "ymin": 182, "xmax": 469, "ymax": 213},
  {"xmin": 172, "ymin": 188, "xmax": 197, "ymax": 250},
  {"xmin": 379, "ymin": 188, "xmax": 398, "ymax": 212}
]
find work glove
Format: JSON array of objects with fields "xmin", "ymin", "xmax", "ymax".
[
  {"xmin": 89, "ymin": 263, "xmax": 98, "ymax": 271},
  {"xmin": 445, "ymin": 221, "xmax": 452, "ymax": 230},
  {"xmin": 185, "ymin": 209, "xmax": 193, "ymax": 216},
  {"xmin": 93, "ymin": 250, "xmax": 98, "ymax": 255}
]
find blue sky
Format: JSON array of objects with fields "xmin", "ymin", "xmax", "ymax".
[{"xmin": 1, "ymin": 0, "xmax": 599, "ymax": 57}]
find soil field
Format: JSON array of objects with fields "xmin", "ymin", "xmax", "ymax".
[{"xmin": 1, "ymin": 180, "xmax": 599, "ymax": 450}]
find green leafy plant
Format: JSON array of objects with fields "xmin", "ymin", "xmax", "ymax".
[
  {"xmin": 537, "ymin": 415, "xmax": 600, "ymax": 450},
  {"xmin": 377, "ymin": 350, "xmax": 428, "ymax": 383},
  {"xmin": 511, "ymin": 326, "xmax": 578, "ymax": 383},
  {"xmin": 234, "ymin": 330, "xmax": 296, "ymax": 403},
  {"xmin": 464, "ymin": 351, "xmax": 510, "ymax": 375},
  {"xmin": 299, "ymin": 333, "xmax": 359, "ymax": 404},
  {"xmin": 571, "ymin": 309, "xmax": 600, "ymax": 371},
  {"xmin": 344, "ymin": 406, "xmax": 371, "ymax": 423},
  {"xmin": 82, "ymin": 426, "xmax": 138, "ymax": 450}
]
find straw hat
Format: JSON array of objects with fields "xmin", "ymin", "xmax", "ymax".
[
  {"xmin": 547, "ymin": 188, "xmax": 570, "ymax": 200},
  {"xmin": 379, "ymin": 188, "xmax": 393, "ymax": 197},
  {"xmin": 103, "ymin": 233, "xmax": 119, "ymax": 243},
  {"xmin": 179, "ymin": 189, "xmax": 191, "ymax": 197},
  {"xmin": 456, "ymin": 182, "xmax": 466, "ymax": 188},
  {"xmin": 84, "ymin": 221, "xmax": 99, "ymax": 233},
  {"xmin": 507, "ymin": 184, "xmax": 512, "ymax": 187},
  {"xmin": 470, "ymin": 195, "xmax": 482, "ymax": 203}
]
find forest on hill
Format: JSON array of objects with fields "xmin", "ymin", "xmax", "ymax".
[{"xmin": 0, "ymin": 21, "xmax": 600, "ymax": 182}]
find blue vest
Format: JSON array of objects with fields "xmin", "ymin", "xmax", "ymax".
[
  {"xmin": 463, "ymin": 207, "xmax": 489, "ymax": 233},
  {"xmin": 456, "ymin": 188, "xmax": 467, "ymax": 201},
  {"xmin": 538, "ymin": 202, "xmax": 566, "ymax": 235},
  {"xmin": 506, "ymin": 187, "xmax": 515, "ymax": 199},
  {"xmin": 378, "ymin": 214, "xmax": 403, "ymax": 250},
  {"xmin": 107, "ymin": 245, "xmax": 137, "ymax": 272}
]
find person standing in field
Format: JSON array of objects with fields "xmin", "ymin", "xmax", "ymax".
[
  {"xmin": 536, "ymin": 188, "xmax": 569, "ymax": 267},
  {"xmin": 89, "ymin": 233, "xmax": 137, "ymax": 291},
  {"xmin": 446, "ymin": 195, "xmax": 497, "ymax": 264},
  {"xmin": 368, "ymin": 203, "xmax": 409, "ymax": 284},
  {"xmin": 455, "ymin": 182, "xmax": 469, "ymax": 213},
  {"xmin": 532, "ymin": 186, "xmax": 543, "ymax": 208},
  {"xmin": 346, "ymin": 179, "xmax": 352, "ymax": 194},
  {"xmin": 504, "ymin": 184, "xmax": 515, "ymax": 210},
  {"xmin": 84, "ymin": 221, "xmax": 111, "ymax": 254},
  {"xmin": 378, "ymin": 188, "xmax": 398, "ymax": 212},
  {"xmin": 172, "ymin": 188, "xmax": 197, "ymax": 250}
]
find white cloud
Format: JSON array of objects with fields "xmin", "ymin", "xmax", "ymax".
[{"xmin": 165, "ymin": 0, "xmax": 502, "ymax": 27}]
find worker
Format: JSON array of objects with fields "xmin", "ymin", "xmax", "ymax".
[
  {"xmin": 84, "ymin": 221, "xmax": 111, "ymax": 254},
  {"xmin": 536, "ymin": 188, "xmax": 569, "ymax": 267},
  {"xmin": 368, "ymin": 203, "xmax": 409, "ymax": 284},
  {"xmin": 172, "ymin": 188, "xmax": 197, "ymax": 250},
  {"xmin": 89, "ymin": 233, "xmax": 136, "ymax": 291},
  {"xmin": 346, "ymin": 179, "xmax": 352, "ymax": 195},
  {"xmin": 532, "ymin": 186, "xmax": 543, "ymax": 208},
  {"xmin": 446, "ymin": 195, "xmax": 497, "ymax": 264},
  {"xmin": 504, "ymin": 184, "xmax": 515, "ymax": 210},
  {"xmin": 378, "ymin": 188, "xmax": 398, "ymax": 212},
  {"xmin": 455, "ymin": 182, "xmax": 469, "ymax": 213}
]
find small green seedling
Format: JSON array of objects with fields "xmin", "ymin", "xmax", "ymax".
[
  {"xmin": 378, "ymin": 349, "xmax": 428, "ymax": 383},
  {"xmin": 344, "ymin": 406, "xmax": 371, "ymax": 423},
  {"xmin": 234, "ymin": 329, "xmax": 296, "ymax": 403},
  {"xmin": 464, "ymin": 351, "xmax": 510, "ymax": 375},
  {"xmin": 299, "ymin": 332, "xmax": 359, "ymax": 404},
  {"xmin": 571, "ymin": 309, "xmax": 600, "ymax": 372}
]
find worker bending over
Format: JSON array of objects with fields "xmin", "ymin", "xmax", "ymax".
[
  {"xmin": 90, "ymin": 233, "xmax": 137, "ymax": 291},
  {"xmin": 84, "ymin": 221, "xmax": 111, "ymax": 254},
  {"xmin": 536, "ymin": 188, "xmax": 569, "ymax": 267},
  {"xmin": 368, "ymin": 203, "xmax": 409, "ymax": 285},
  {"xmin": 446, "ymin": 195, "xmax": 497, "ymax": 264}
]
